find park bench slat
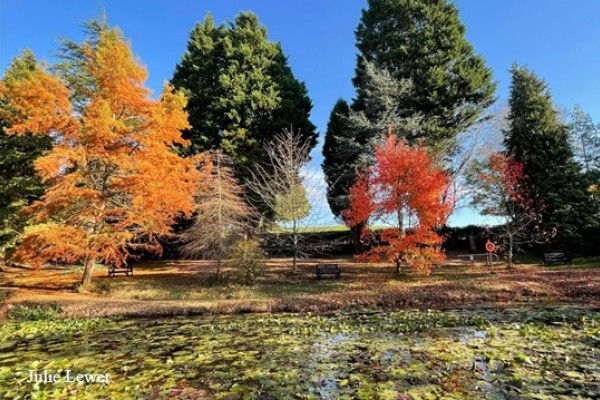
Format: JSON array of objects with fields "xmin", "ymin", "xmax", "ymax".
[
  {"xmin": 316, "ymin": 264, "xmax": 341, "ymax": 279},
  {"xmin": 108, "ymin": 265, "xmax": 134, "ymax": 277},
  {"xmin": 543, "ymin": 252, "xmax": 572, "ymax": 266}
]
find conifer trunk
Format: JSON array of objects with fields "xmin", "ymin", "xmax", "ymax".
[{"xmin": 82, "ymin": 258, "xmax": 96, "ymax": 285}]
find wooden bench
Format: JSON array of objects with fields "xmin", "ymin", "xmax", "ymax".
[
  {"xmin": 316, "ymin": 264, "xmax": 341, "ymax": 280},
  {"xmin": 108, "ymin": 265, "xmax": 133, "ymax": 277},
  {"xmin": 543, "ymin": 252, "xmax": 573, "ymax": 266}
]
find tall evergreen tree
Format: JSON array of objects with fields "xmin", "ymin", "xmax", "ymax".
[
  {"xmin": 258, "ymin": 48, "xmax": 316, "ymax": 150},
  {"xmin": 322, "ymin": 99, "xmax": 352, "ymax": 219},
  {"xmin": 171, "ymin": 13, "xmax": 316, "ymax": 178},
  {"xmin": 324, "ymin": 0, "xmax": 495, "ymax": 222},
  {"xmin": 505, "ymin": 65, "xmax": 595, "ymax": 240},
  {"xmin": 353, "ymin": 0, "xmax": 496, "ymax": 149},
  {"xmin": 170, "ymin": 15, "xmax": 227, "ymax": 154},
  {"xmin": 0, "ymin": 51, "xmax": 52, "ymax": 258},
  {"xmin": 323, "ymin": 63, "xmax": 420, "ymax": 220}
]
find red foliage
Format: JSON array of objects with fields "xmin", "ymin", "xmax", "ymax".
[
  {"xmin": 344, "ymin": 134, "xmax": 449, "ymax": 274},
  {"xmin": 344, "ymin": 174, "xmax": 372, "ymax": 229},
  {"xmin": 483, "ymin": 153, "xmax": 536, "ymax": 214},
  {"xmin": 472, "ymin": 152, "xmax": 549, "ymax": 266}
]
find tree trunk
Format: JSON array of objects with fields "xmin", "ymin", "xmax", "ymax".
[
  {"xmin": 352, "ymin": 223, "xmax": 364, "ymax": 254},
  {"xmin": 81, "ymin": 258, "xmax": 96, "ymax": 285},
  {"xmin": 292, "ymin": 249, "xmax": 298, "ymax": 273},
  {"xmin": 397, "ymin": 209, "xmax": 405, "ymax": 235},
  {"xmin": 582, "ymin": 135, "xmax": 590, "ymax": 173},
  {"xmin": 507, "ymin": 235, "xmax": 514, "ymax": 269},
  {"xmin": 292, "ymin": 219, "xmax": 298, "ymax": 272},
  {"xmin": 216, "ymin": 154, "xmax": 223, "ymax": 280},
  {"xmin": 397, "ymin": 208, "xmax": 404, "ymax": 274}
]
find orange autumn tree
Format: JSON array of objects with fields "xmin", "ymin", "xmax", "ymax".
[
  {"xmin": 0, "ymin": 24, "xmax": 201, "ymax": 284},
  {"xmin": 345, "ymin": 134, "xmax": 449, "ymax": 274}
]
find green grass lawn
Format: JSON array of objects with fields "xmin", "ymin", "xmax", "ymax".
[
  {"xmin": 270, "ymin": 224, "xmax": 350, "ymax": 233},
  {"xmin": 270, "ymin": 224, "xmax": 402, "ymax": 233}
]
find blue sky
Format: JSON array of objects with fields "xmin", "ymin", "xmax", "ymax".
[{"xmin": 1, "ymin": 0, "xmax": 599, "ymax": 226}]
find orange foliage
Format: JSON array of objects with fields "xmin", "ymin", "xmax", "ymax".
[
  {"xmin": 0, "ymin": 68, "xmax": 77, "ymax": 139},
  {"xmin": 0, "ymin": 27, "xmax": 202, "ymax": 282},
  {"xmin": 345, "ymin": 134, "xmax": 449, "ymax": 274}
]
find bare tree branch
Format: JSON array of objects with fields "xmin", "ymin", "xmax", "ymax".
[{"xmin": 181, "ymin": 151, "xmax": 258, "ymax": 277}]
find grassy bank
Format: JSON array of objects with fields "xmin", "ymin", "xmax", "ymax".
[{"xmin": 2, "ymin": 257, "xmax": 599, "ymax": 319}]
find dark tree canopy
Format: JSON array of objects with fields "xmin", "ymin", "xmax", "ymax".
[
  {"xmin": 354, "ymin": 0, "xmax": 496, "ymax": 147},
  {"xmin": 322, "ymin": 99, "xmax": 353, "ymax": 219},
  {"xmin": 0, "ymin": 50, "xmax": 52, "ymax": 257},
  {"xmin": 171, "ymin": 13, "xmax": 317, "ymax": 180},
  {"xmin": 257, "ymin": 48, "xmax": 316, "ymax": 151},
  {"xmin": 504, "ymin": 65, "xmax": 596, "ymax": 240}
]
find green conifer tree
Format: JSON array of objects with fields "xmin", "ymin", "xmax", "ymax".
[
  {"xmin": 322, "ymin": 99, "xmax": 352, "ymax": 219},
  {"xmin": 505, "ymin": 65, "xmax": 596, "ymax": 241},
  {"xmin": 353, "ymin": 0, "xmax": 496, "ymax": 148},
  {"xmin": 0, "ymin": 51, "xmax": 52, "ymax": 258},
  {"xmin": 323, "ymin": 0, "xmax": 495, "ymax": 227},
  {"xmin": 171, "ymin": 13, "xmax": 316, "ymax": 178}
]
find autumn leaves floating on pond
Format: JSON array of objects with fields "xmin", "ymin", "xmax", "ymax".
[{"xmin": 1, "ymin": 307, "xmax": 599, "ymax": 399}]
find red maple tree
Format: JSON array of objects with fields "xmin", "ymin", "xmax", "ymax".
[
  {"xmin": 344, "ymin": 134, "xmax": 449, "ymax": 274},
  {"xmin": 468, "ymin": 152, "xmax": 546, "ymax": 267}
]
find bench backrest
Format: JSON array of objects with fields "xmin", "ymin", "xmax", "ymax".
[
  {"xmin": 317, "ymin": 264, "xmax": 340, "ymax": 273},
  {"xmin": 544, "ymin": 252, "xmax": 566, "ymax": 261}
]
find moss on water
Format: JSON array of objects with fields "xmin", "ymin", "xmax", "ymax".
[{"xmin": 0, "ymin": 307, "xmax": 598, "ymax": 399}]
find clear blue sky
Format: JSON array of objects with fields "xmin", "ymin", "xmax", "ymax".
[{"xmin": 1, "ymin": 0, "xmax": 599, "ymax": 226}]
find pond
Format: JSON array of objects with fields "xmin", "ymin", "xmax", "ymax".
[{"xmin": 0, "ymin": 307, "xmax": 598, "ymax": 399}]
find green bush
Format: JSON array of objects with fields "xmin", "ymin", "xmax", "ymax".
[
  {"xmin": 8, "ymin": 303, "xmax": 61, "ymax": 321},
  {"xmin": 231, "ymin": 239, "xmax": 266, "ymax": 285},
  {"xmin": 0, "ymin": 289, "xmax": 10, "ymax": 304},
  {"xmin": 92, "ymin": 280, "xmax": 111, "ymax": 295}
]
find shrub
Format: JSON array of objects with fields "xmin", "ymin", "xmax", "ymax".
[
  {"xmin": 8, "ymin": 303, "xmax": 61, "ymax": 321},
  {"xmin": 231, "ymin": 239, "xmax": 265, "ymax": 285},
  {"xmin": 0, "ymin": 289, "xmax": 10, "ymax": 304},
  {"xmin": 91, "ymin": 280, "xmax": 111, "ymax": 295}
]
